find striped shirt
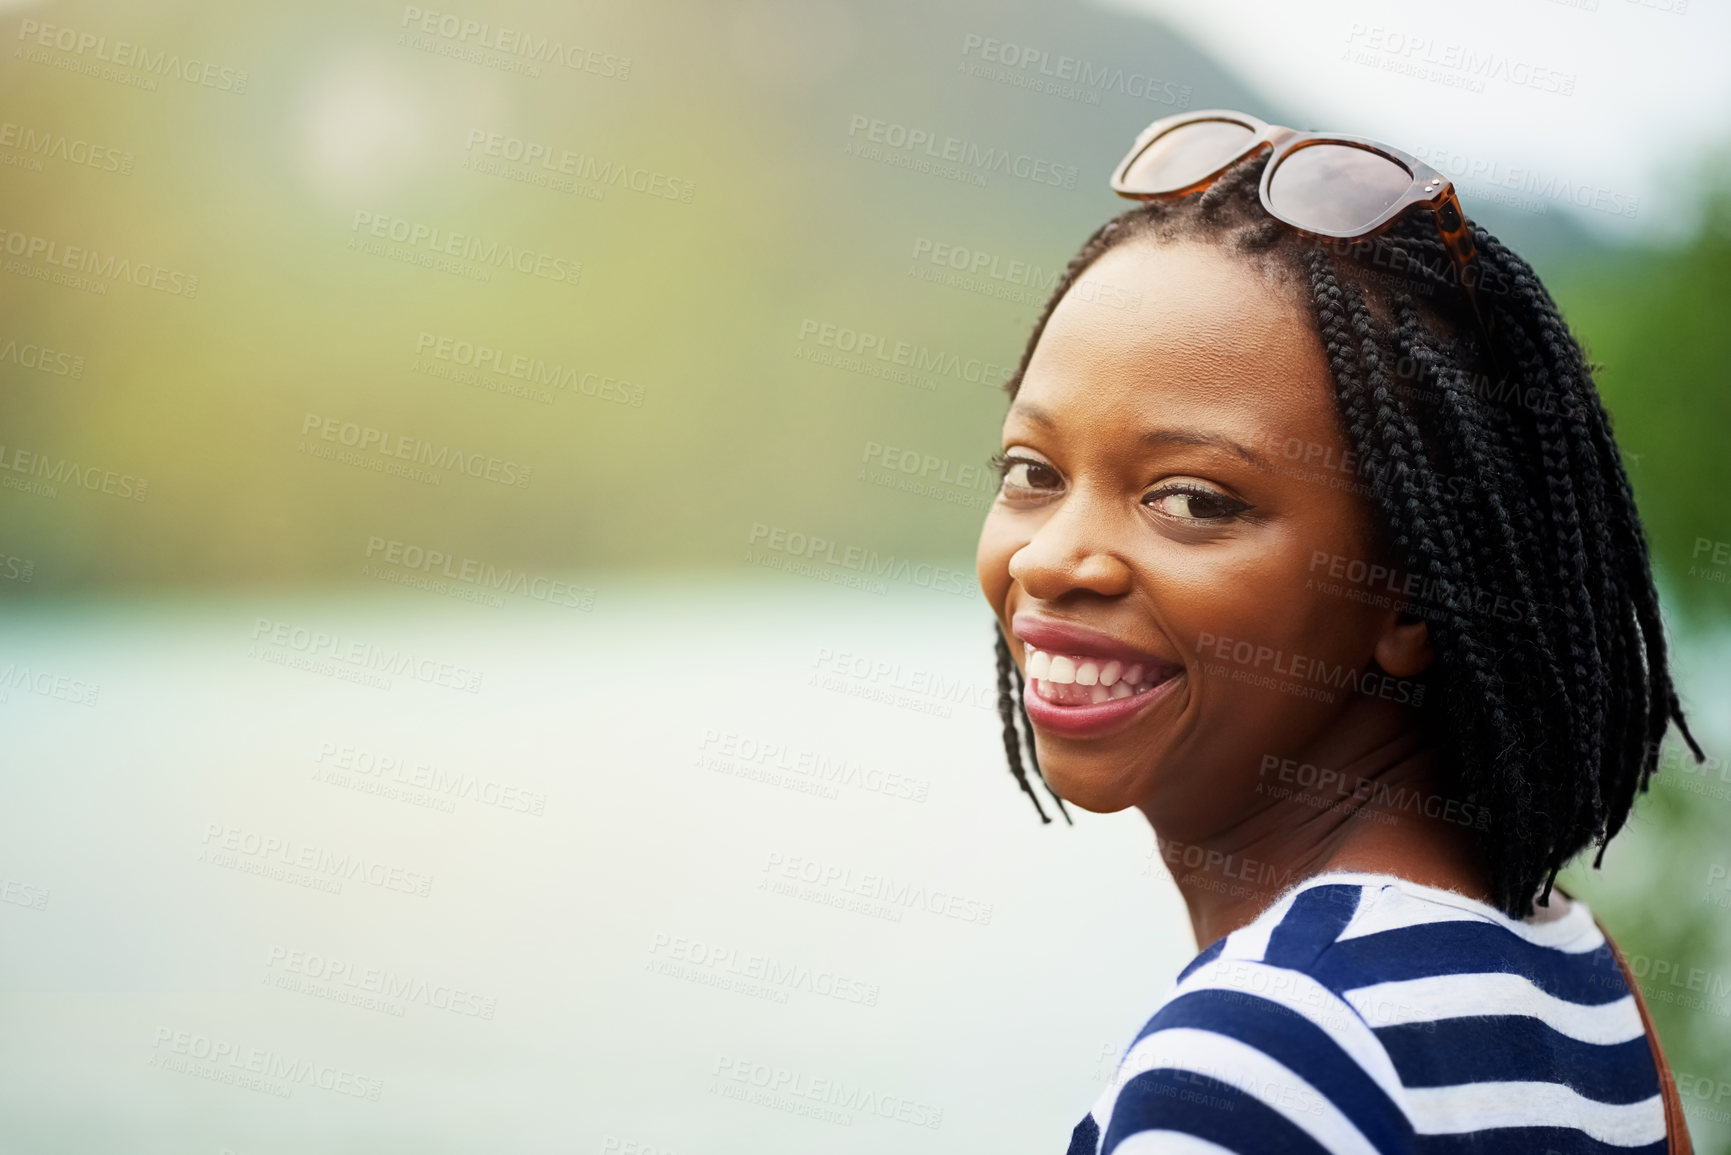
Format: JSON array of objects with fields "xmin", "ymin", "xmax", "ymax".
[{"xmin": 1069, "ymin": 871, "xmax": 1667, "ymax": 1154}]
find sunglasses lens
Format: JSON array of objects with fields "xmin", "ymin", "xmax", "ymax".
[
  {"xmin": 1266, "ymin": 143, "xmax": 1412, "ymax": 234},
  {"xmin": 1121, "ymin": 119, "xmax": 1257, "ymax": 193}
]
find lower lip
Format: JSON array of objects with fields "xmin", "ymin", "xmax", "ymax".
[{"xmin": 1021, "ymin": 673, "xmax": 1182, "ymax": 738}]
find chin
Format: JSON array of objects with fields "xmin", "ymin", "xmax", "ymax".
[{"xmin": 1037, "ymin": 762, "xmax": 1141, "ymax": 814}]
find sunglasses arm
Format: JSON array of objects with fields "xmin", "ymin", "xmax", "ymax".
[{"xmin": 1431, "ymin": 192, "xmax": 1497, "ymax": 345}]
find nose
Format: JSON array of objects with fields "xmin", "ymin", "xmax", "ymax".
[{"xmin": 1006, "ymin": 485, "xmax": 1133, "ymax": 600}]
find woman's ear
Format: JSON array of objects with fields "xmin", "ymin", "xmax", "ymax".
[{"xmin": 1374, "ymin": 608, "xmax": 1434, "ymax": 679}]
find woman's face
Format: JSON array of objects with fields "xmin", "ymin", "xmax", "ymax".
[{"xmin": 976, "ymin": 238, "xmax": 1414, "ymax": 838}]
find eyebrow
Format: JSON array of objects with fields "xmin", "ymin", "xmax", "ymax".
[{"xmin": 1008, "ymin": 401, "xmax": 1274, "ymax": 471}]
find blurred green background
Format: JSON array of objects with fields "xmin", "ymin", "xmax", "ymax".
[{"xmin": 3, "ymin": 0, "xmax": 1728, "ymax": 1146}]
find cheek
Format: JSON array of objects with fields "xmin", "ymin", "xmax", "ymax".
[{"xmin": 1154, "ymin": 519, "xmax": 1386, "ymax": 674}]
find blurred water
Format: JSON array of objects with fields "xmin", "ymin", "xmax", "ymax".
[{"xmin": 0, "ymin": 578, "xmax": 1193, "ymax": 1154}]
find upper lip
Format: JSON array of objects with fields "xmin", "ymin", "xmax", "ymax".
[{"xmin": 1011, "ymin": 612, "xmax": 1179, "ymax": 672}]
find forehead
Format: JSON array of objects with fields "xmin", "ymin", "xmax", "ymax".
[{"xmin": 1011, "ymin": 239, "xmax": 1338, "ymax": 443}]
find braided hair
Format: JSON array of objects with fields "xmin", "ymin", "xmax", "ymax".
[{"xmin": 991, "ymin": 152, "xmax": 1702, "ymax": 917}]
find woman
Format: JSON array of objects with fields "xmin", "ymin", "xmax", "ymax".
[{"xmin": 974, "ymin": 111, "xmax": 1703, "ymax": 1153}]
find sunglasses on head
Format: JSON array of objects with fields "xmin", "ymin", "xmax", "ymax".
[{"xmin": 1111, "ymin": 109, "xmax": 1493, "ymax": 339}]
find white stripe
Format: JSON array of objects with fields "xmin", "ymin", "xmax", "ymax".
[
  {"xmin": 1406, "ymin": 1082, "xmax": 1666, "ymax": 1146},
  {"xmin": 1096, "ymin": 1028, "xmax": 1381, "ymax": 1155},
  {"xmin": 1528, "ymin": 906, "xmax": 1605, "ymax": 953},
  {"xmin": 1345, "ymin": 973, "xmax": 1645, "ymax": 1044},
  {"xmin": 1333, "ymin": 882, "xmax": 1494, "ymax": 942},
  {"xmin": 1323, "ymin": 873, "xmax": 1605, "ymax": 953},
  {"xmin": 1167, "ymin": 958, "xmax": 1407, "ymax": 1099},
  {"xmin": 1113, "ymin": 1131, "xmax": 1241, "ymax": 1155}
]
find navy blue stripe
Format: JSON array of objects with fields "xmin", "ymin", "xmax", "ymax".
[
  {"xmin": 1177, "ymin": 936, "xmax": 1226, "ymax": 984},
  {"xmin": 1264, "ymin": 885, "xmax": 1363, "ymax": 969},
  {"xmin": 1376, "ymin": 1017, "xmax": 1659, "ymax": 1105},
  {"xmin": 1412, "ymin": 1127, "xmax": 1667, "ymax": 1155},
  {"xmin": 1308, "ymin": 922, "xmax": 1630, "ymax": 1006},
  {"xmin": 1126, "ymin": 990, "xmax": 1411, "ymax": 1155},
  {"xmin": 1102, "ymin": 1069, "xmax": 1332, "ymax": 1155},
  {"xmin": 1066, "ymin": 1112, "xmax": 1099, "ymax": 1155}
]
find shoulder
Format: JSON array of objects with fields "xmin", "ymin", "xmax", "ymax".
[
  {"xmin": 1302, "ymin": 878, "xmax": 1664, "ymax": 1144},
  {"xmin": 1081, "ymin": 873, "xmax": 1658, "ymax": 1154},
  {"xmin": 1085, "ymin": 880, "xmax": 1411, "ymax": 1154}
]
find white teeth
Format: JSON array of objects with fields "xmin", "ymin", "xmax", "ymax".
[{"xmin": 1023, "ymin": 645, "xmax": 1174, "ymax": 704}]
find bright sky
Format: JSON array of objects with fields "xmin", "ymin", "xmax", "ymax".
[{"xmin": 1097, "ymin": 0, "xmax": 1731, "ymax": 244}]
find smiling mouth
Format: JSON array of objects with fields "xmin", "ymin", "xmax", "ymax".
[{"xmin": 1023, "ymin": 644, "xmax": 1180, "ymax": 706}]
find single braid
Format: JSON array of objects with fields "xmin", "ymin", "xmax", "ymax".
[
  {"xmin": 996, "ymin": 628, "xmax": 1050, "ymax": 823},
  {"xmin": 995, "ymin": 628, "xmax": 1073, "ymax": 826}
]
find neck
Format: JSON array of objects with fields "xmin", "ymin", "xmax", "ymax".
[{"xmin": 1143, "ymin": 710, "xmax": 1496, "ymax": 950}]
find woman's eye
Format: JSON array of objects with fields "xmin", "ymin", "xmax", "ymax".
[
  {"xmin": 1145, "ymin": 485, "xmax": 1248, "ymax": 522},
  {"xmin": 990, "ymin": 453, "xmax": 1061, "ymax": 492}
]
